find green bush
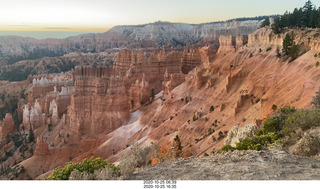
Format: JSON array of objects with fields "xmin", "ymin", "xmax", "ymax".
[
  {"xmin": 284, "ymin": 109, "xmax": 320, "ymax": 133},
  {"xmin": 262, "ymin": 115, "xmax": 282, "ymax": 133},
  {"xmin": 221, "ymin": 132, "xmax": 283, "ymax": 152},
  {"xmin": 193, "ymin": 115, "xmax": 198, "ymax": 122},
  {"xmin": 219, "ymin": 144, "xmax": 236, "ymax": 152},
  {"xmin": 46, "ymin": 157, "xmax": 119, "ymax": 180},
  {"xmin": 209, "ymin": 106, "xmax": 214, "ymax": 113}
]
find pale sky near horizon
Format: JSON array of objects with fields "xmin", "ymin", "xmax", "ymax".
[{"xmin": 0, "ymin": 0, "xmax": 320, "ymax": 32}]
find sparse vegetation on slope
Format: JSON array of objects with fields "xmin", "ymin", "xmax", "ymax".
[{"xmin": 220, "ymin": 106, "xmax": 296, "ymax": 152}]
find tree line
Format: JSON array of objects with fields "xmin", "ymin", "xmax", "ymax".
[{"xmin": 270, "ymin": 1, "xmax": 320, "ymax": 33}]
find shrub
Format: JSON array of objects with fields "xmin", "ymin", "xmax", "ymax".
[
  {"xmin": 209, "ymin": 106, "xmax": 214, "ymax": 113},
  {"xmin": 69, "ymin": 170, "xmax": 94, "ymax": 180},
  {"xmin": 236, "ymin": 132, "xmax": 283, "ymax": 151},
  {"xmin": 119, "ymin": 145, "xmax": 153, "ymax": 177},
  {"xmin": 208, "ymin": 128, "xmax": 215, "ymax": 135},
  {"xmin": 249, "ymin": 53, "xmax": 253, "ymax": 58},
  {"xmin": 262, "ymin": 115, "xmax": 282, "ymax": 133},
  {"xmin": 311, "ymin": 88, "xmax": 320, "ymax": 108},
  {"xmin": 94, "ymin": 166, "xmax": 115, "ymax": 180},
  {"xmin": 266, "ymin": 47, "xmax": 272, "ymax": 51},
  {"xmin": 272, "ymin": 104, "xmax": 277, "ymax": 111},
  {"xmin": 315, "ymin": 54, "xmax": 318, "ymax": 58},
  {"xmin": 174, "ymin": 135, "xmax": 183, "ymax": 158},
  {"xmin": 219, "ymin": 144, "xmax": 236, "ymax": 152},
  {"xmin": 46, "ymin": 157, "xmax": 118, "ymax": 180},
  {"xmin": 193, "ymin": 115, "xmax": 198, "ymax": 122},
  {"xmin": 261, "ymin": 105, "xmax": 296, "ymax": 134},
  {"xmin": 218, "ymin": 131, "xmax": 224, "ymax": 140},
  {"xmin": 316, "ymin": 61, "xmax": 320, "ymax": 67},
  {"xmin": 284, "ymin": 109, "xmax": 320, "ymax": 133}
]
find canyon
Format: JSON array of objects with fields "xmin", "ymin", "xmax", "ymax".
[
  {"xmin": 0, "ymin": 20, "xmax": 260, "ymax": 70},
  {"xmin": 1, "ymin": 23, "xmax": 320, "ymax": 179}
]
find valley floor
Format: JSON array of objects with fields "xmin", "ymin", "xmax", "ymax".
[{"xmin": 127, "ymin": 150, "xmax": 320, "ymax": 180}]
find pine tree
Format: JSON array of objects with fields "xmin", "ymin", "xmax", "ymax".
[
  {"xmin": 150, "ymin": 88, "xmax": 155, "ymax": 101},
  {"xmin": 282, "ymin": 33, "xmax": 293, "ymax": 55},
  {"xmin": 28, "ymin": 128, "xmax": 35, "ymax": 143},
  {"xmin": 260, "ymin": 18, "xmax": 270, "ymax": 27}
]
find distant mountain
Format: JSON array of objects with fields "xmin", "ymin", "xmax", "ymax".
[{"xmin": 0, "ymin": 20, "xmax": 261, "ymax": 67}]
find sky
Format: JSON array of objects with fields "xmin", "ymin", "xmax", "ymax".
[{"xmin": 0, "ymin": 0, "xmax": 320, "ymax": 33}]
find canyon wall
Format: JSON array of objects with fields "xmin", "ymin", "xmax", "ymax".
[{"xmin": 67, "ymin": 47, "xmax": 210, "ymax": 135}]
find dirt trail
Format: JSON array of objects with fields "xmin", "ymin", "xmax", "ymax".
[{"xmin": 128, "ymin": 150, "xmax": 320, "ymax": 180}]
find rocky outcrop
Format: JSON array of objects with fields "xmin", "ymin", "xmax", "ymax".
[
  {"xmin": 67, "ymin": 66, "xmax": 130, "ymax": 135},
  {"xmin": 224, "ymin": 124, "xmax": 258, "ymax": 147},
  {"xmin": 32, "ymin": 76, "xmax": 73, "ymax": 99},
  {"xmin": 218, "ymin": 35, "xmax": 235, "ymax": 53},
  {"xmin": 194, "ymin": 68, "xmax": 207, "ymax": 89},
  {"xmin": 236, "ymin": 35, "xmax": 248, "ymax": 49},
  {"xmin": 248, "ymin": 28, "xmax": 283, "ymax": 46},
  {"xmin": 24, "ymin": 75, "xmax": 74, "ymax": 130},
  {"xmin": 0, "ymin": 113, "xmax": 16, "ymax": 139},
  {"xmin": 290, "ymin": 128, "xmax": 320, "ymax": 157},
  {"xmin": 34, "ymin": 137, "xmax": 49, "ymax": 156},
  {"xmin": 181, "ymin": 49, "xmax": 202, "ymax": 74},
  {"xmin": 162, "ymin": 69, "xmax": 185, "ymax": 94},
  {"xmin": 129, "ymin": 74, "xmax": 151, "ymax": 110},
  {"xmin": 109, "ymin": 20, "xmax": 261, "ymax": 48},
  {"xmin": 67, "ymin": 48, "xmax": 201, "ymax": 135}
]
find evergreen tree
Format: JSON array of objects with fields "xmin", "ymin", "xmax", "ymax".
[
  {"xmin": 28, "ymin": 128, "xmax": 35, "ymax": 143},
  {"xmin": 272, "ymin": 17, "xmax": 282, "ymax": 34},
  {"xmin": 271, "ymin": 1, "xmax": 320, "ymax": 33},
  {"xmin": 260, "ymin": 18, "xmax": 270, "ymax": 27},
  {"xmin": 150, "ymin": 88, "xmax": 155, "ymax": 101},
  {"xmin": 282, "ymin": 33, "xmax": 294, "ymax": 55}
]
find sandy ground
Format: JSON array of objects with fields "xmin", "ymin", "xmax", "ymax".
[{"xmin": 127, "ymin": 150, "xmax": 320, "ymax": 180}]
